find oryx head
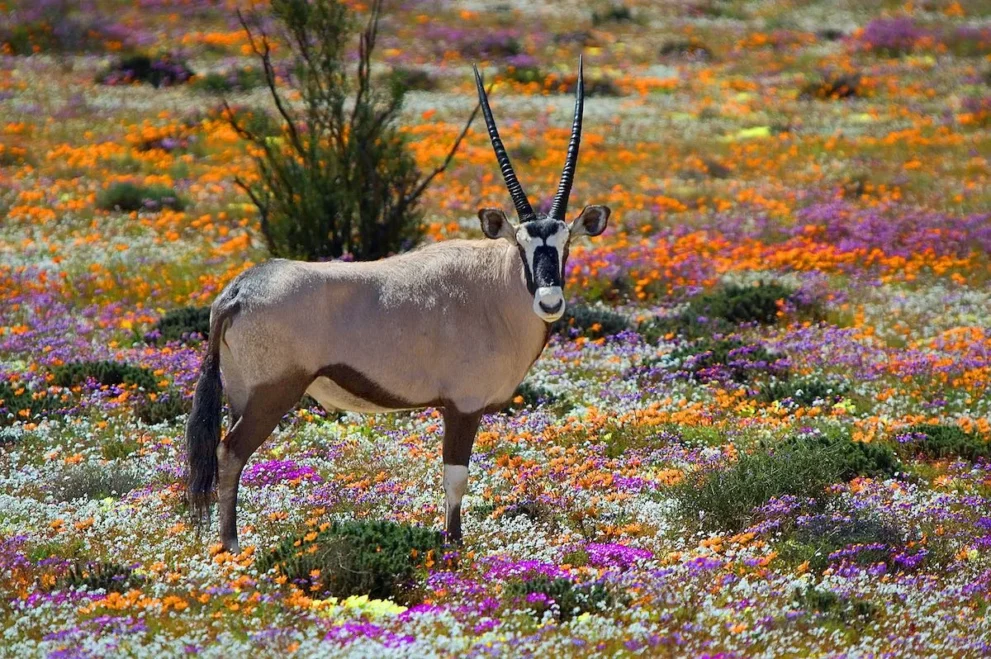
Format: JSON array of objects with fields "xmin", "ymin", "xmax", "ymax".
[{"xmin": 473, "ymin": 58, "xmax": 611, "ymax": 323}]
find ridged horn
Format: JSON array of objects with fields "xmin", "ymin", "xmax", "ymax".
[
  {"xmin": 549, "ymin": 55, "xmax": 584, "ymax": 220},
  {"xmin": 473, "ymin": 65, "xmax": 535, "ymax": 221}
]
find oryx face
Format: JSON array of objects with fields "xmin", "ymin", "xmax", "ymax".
[
  {"xmin": 473, "ymin": 57, "xmax": 611, "ymax": 323},
  {"xmin": 479, "ymin": 207, "xmax": 610, "ymax": 322}
]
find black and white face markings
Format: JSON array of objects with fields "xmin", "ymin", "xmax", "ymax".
[{"xmin": 516, "ymin": 218, "xmax": 569, "ymax": 322}]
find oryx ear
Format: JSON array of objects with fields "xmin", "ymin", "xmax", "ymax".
[
  {"xmin": 478, "ymin": 208, "xmax": 516, "ymax": 241},
  {"xmin": 569, "ymin": 205, "xmax": 610, "ymax": 239}
]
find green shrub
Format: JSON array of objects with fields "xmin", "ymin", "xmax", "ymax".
[
  {"xmin": 96, "ymin": 54, "xmax": 194, "ymax": 88},
  {"xmin": 756, "ymin": 377, "xmax": 849, "ymax": 406},
  {"xmin": 800, "ymin": 72, "xmax": 864, "ymax": 100},
  {"xmin": 673, "ymin": 431, "xmax": 895, "ymax": 533},
  {"xmin": 592, "ymin": 5, "xmax": 635, "ymax": 25},
  {"xmin": 192, "ymin": 67, "xmax": 265, "ymax": 94},
  {"xmin": 900, "ymin": 424, "xmax": 991, "ymax": 462},
  {"xmin": 793, "ymin": 586, "xmax": 878, "ymax": 624},
  {"xmin": 505, "ymin": 575, "xmax": 617, "ymax": 621},
  {"xmin": 782, "ymin": 431, "xmax": 901, "ymax": 481},
  {"xmin": 641, "ymin": 282, "xmax": 815, "ymax": 341},
  {"xmin": 504, "ymin": 380, "xmax": 567, "ymax": 413},
  {"xmin": 56, "ymin": 561, "xmax": 145, "ymax": 593},
  {"xmin": 388, "ymin": 67, "xmax": 438, "ymax": 92},
  {"xmin": 256, "ymin": 519, "xmax": 444, "ymax": 603},
  {"xmin": 96, "ymin": 182, "xmax": 185, "ymax": 212},
  {"xmin": 51, "ymin": 464, "xmax": 144, "ymax": 502},
  {"xmin": 667, "ymin": 337, "xmax": 786, "ymax": 383},
  {"xmin": 231, "ymin": 0, "xmax": 473, "ymax": 261},
  {"xmin": 0, "ymin": 381, "xmax": 66, "ymax": 427},
  {"xmin": 149, "ymin": 306, "xmax": 211, "ymax": 344},
  {"xmin": 777, "ymin": 511, "xmax": 902, "ymax": 574},
  {"xmin": 659, "ymin": 38, "xmax": 713, "ymax": 60},
  {"xmin": 134, "ymin": 389, "xmax": 190, "ymax": 425},
  {"xmin": 553, "ymin": 304, "xmax": 630, "ymax": 339},
  {"xmin": 53, "ymin": 361, "xmax": 159, "ymax": 392}
]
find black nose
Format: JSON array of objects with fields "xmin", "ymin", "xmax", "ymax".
[{"xmin": 539, "ymin": 299, "xmax": 563, "ymax": 314}]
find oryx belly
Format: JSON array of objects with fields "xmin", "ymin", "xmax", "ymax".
[{"xmin": 305, "ymin": 375, "xmax": 407, "ymax": 414}]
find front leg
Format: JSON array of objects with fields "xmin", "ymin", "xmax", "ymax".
[{"xmin": 441, "ymin": 407, "xmax": 481, "ymax": 544}]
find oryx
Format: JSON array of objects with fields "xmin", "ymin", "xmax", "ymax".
[{"xmin": 186, "ymin": 59, "xmax": 610, "ymax": 553}]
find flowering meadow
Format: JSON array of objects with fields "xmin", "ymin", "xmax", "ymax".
[{"xmin": 3, "ymin": 0, "xmax": 991, "ymax": 656}]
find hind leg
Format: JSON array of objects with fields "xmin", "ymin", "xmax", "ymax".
[{"xmin": 217, "ymin": 375, "xmax": 309, "ymax": 553}]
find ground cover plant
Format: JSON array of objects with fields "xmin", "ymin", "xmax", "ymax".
[{"xmin": 1, "ymin": 0, "xmax": 991, "ymax": 656}]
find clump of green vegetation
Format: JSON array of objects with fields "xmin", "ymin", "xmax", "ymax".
[
  {"xmin": 134, "ymin": 389, "xmax": 190, "ymax": 425},
  {"xmin": 505, "ymin": 575, "xmax": 617, "ymax": 622},
  {"xmin": 800, "ymin": 72, "xmax": 865, "ymax": 100},
  {"xmin": 793, "ymin": 586, "xmax": 878, "ymax": 624},
  {"xmin": 388, "ymin": 67, "xmax": 439, "ymax": 92},
  {"xmin": 55, "ymin": 561, "xmax": 145, "ymax": 593},
  {"xmin": 667, "ymin": 337, "xmax": 786, "ymax": 383},
  {"xmin": 53, "ymin": 361, "xmax": 159, "ymax": 392},
  {"xmin": 256, "ymin": 519, "xmax": 444, "ymax": 603},
  {"xmin": 96, "ymin": 53, "xmax": 195, "ymax": 88},
  {"xmin": 782, "ymin": 430, "xmax": 901, "ymax": 481},
  {"xmin": 592, "ymin": 4, "xmax": 635, "ymax": 26},
  {"xmin": 0, "ymin": 381, "xmax": 66, "ymax": 427},
  {"xmin": 505, "ymin": 380, "xmax": 568, "ymax": 413},
  {"xmin": 231, "ymin": 0, "xmax": 473, "ymax": 262},
  {"xmin": 553, "ymin": 304, "xmax": 630, "ymax": 338},
  {"xmin": 96, "ymin": 182, "xmax": 185, "ymax": 212},
  {"xmin": 149, "ymin": 306, "xmax": 211, "ymax": 344},
  {"xmin": 659, "ymin": 38, "xmax": 713, "ymax": 60},
  {"xmin": 191, "ymin": 67, "xmax": 265, "ymax": 94},
  {"xmin": 900, "ymin": 424, "xmax": 991, "ymax": 462},
  {"xmin": 51, "ymin": 463, "xmax": 144, "ymax": 502},
  {"xmin": 673, "ymin": 431, "xmax": 898, "ymax": 533},
  {"xmin": 756, "ymin": 377, "xmax": 849, "ymax": 406},
  {"xmin": 777, "ymin": 511, "xmax": 902, "ymax": 574},
  {"xmin": 640, "ymin": 282, "xmax": 817, "ymax": 342},
  {"xmin": 501, "ymin": 63, "xmax": 544, "ymax": 85}
]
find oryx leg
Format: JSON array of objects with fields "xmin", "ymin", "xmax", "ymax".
[
  {"xmin": 217, "ymin": 376, "xmax": 308, "ymax": 553},
  {"xmin": 441, "ymin": 408, "xmax": 482, "ymax": 544}
]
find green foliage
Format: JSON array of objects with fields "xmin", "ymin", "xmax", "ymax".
[
  {"xmin": 659, "ymin": 38, "xmax": 713, "ymax": 60},
  {"xmin": 134, "ymin": 389, "xmax": 190, "ymax": 425},
  {"xmin": 641, "ymin": 282, "xmax": 814, "ymax": 341},
  {"xmin": 233, "ymin": 0, "xmax": 468, "ymax": 261},
  {"xmin": 56, "ymin": 561, "xmax": 145, "ymax": 593},
  {"xmin": 53, "ymin": 360, "xmax": 159, "ymax": 392},
  {"xmin": 901, "ymin": 424, "xmax": 991, "ymax": 462},
  {"xmin": 0, "ymin": 381, "xmax": 65, "ymax": 427},
  {"xmin": 552, "ymin": 304, "xmax": 630, "ymax": 338},
  {"xmin": 782, "ymin": 431, "xmax": 901, "ymax": 481},
  {"xmin": 777, "ymin": 511, "xmax": 902, "ymax": 574},
  {"xmin": 505, "ymin": 380, "xmax": 568, "ymax": 413},
  {"xmin": 387, "ymin": 67, "xmax": 438, "ymax": 92},
  {"xmin": 667, "ymin": 337, "xmax": 785, "ymax": 383},
  {"xmin": 150, "ymin": 306, "xmax": 211, "ymax": 344},
  {"xmin": 256, "ymin": 519, "xmax": 444, "ymax": 603},
  {"xmin": 592, "ymin": 4, "xmax": 635, "ymax": 25},
  {"xmin": 51, "ymin": 463, "xmax": 144, "ymax": 502},
  {"xmin": 793, "ymin": 586, "xmax": 878, "ymax": 624},
  {"xmin": 96, "ymin": 182, "xmax": 185, "ymax": 212},
  {"xmin": 504, "ymin": 575, "xmax": 617, "ymax": 621},
  {"xmin": 673, "ymin": 431, "xmax": 897, "ymax": 533},
  {"xmin": 756, "ymin": 377, "xmax": 849, "ymax": 406},
  {"xmin": 192, "ymin": 67, "xmax": 265, "ymax": 94},
  {"xmin": 96, "ymin": 54, "xmax": 194, "ymax": 88},
  {"xmin": 800, "ymin": 72, "xmax": 864, "ymax": 100}
]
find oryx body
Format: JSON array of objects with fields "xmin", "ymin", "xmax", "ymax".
[{"xmin": 186, "ymin": 59, "xmax": 609, "ymax": 553}]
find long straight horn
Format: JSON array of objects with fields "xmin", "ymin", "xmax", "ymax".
[
  {"xmin": 473, "ymin": 65, "xmax": 534, "ymax": 221},
  {"xmin": 549, "ymin": 55, "xmax": 584, "ymax": 220}
]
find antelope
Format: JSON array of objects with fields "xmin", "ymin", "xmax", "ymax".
[{"xmin": 186, "ymin": 59, "xmax": 610, "ymax": 553}]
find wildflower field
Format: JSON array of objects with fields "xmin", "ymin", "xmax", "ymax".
[{"xmin": 3, "ymin": 0, "xmax": 991, "ymax": 656}]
